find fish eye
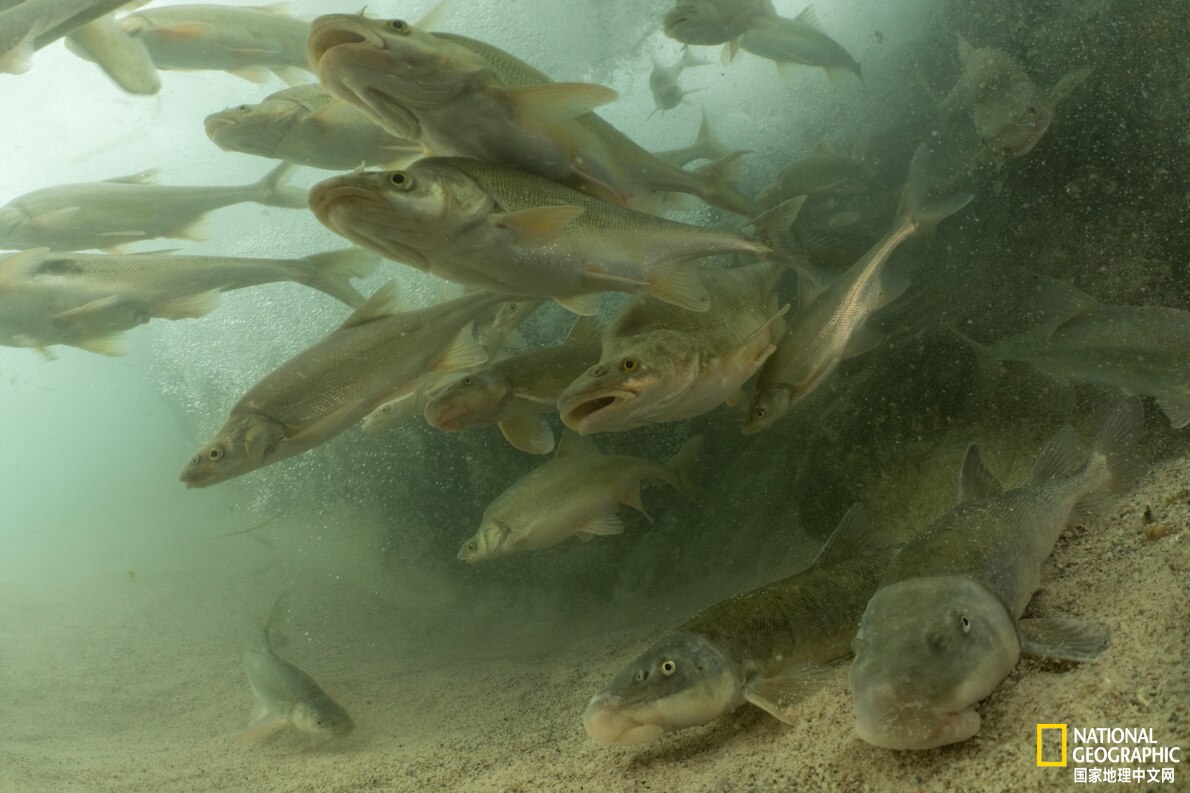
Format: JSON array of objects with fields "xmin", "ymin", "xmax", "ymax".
[
  {"xmin": 466, "ymin": 540, "xmax": 477, "ymax": 551},
  {"xmin": 462, "ymin": 376, "xmax": 473, "ymax": 386},
  {"xmin": 387, "ymin": 19, "xmax": 408, "ymax": 33},
  {"xmin": 208, "ymin": 447, "xmax": 224, "ymax": 461},
  {"xmin": 754, "ymin": 406, "xmax": 767, "ymax": 419},
  {"xmin": 237, "ymin": 104, "xmax": 249, "ymax": 111},
  {"xmin": 621, "ymin": 358, "xmax": 637, "ymax": 372},
  {"xmin": 1025, "ymin": 105, "xmax": 1037, "ymax": 117},
  {"xmin": 660, "ymin": 660, "xmax": 676, "ymax": 676},
  {"xmin": 389, "ymin": 171, "xmax": 412, "ymax": 189}
]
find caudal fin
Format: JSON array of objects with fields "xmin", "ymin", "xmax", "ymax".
[
  {"xmin": 297, "ymin": 248, "xmax": 380, "ymax": 307},
  {"xmin": 1073, "ymin": 398, "xmax": 1147, "ymax": 519},
  {"xmin": 693, "ymin": 150, "xmax": 762, "ymax": 217},
  {"xmin": 896, "ymin": 144, "xmax": 974, "ymax": 232},
  {"xmin": 255, "ymin": 162, "xmax": 308, "ymax": 209}
]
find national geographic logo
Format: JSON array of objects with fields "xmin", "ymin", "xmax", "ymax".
[{"xmin": 1037, "ymin": 724, "xmax": 1182, "ymax": 784}]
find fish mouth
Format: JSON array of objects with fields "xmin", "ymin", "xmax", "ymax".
[
  {"xmin": 203, "ymin": 114, "xmax": 237, "ymax": 141},
  {"xmin": 560, "ymin": 389, "xmax": 637, "ymax": 433},
  {"xmin": 582, "ymin": 694, "xmax": 666, "ymax": 747},
  {"xmin": 425, "ymin": 403, "xmax": 471, "ymax": 431},
  {"xmin": 308, "ymin": 182, "xmax": 388, "ymax": 225},
  {"xmin": 852, "ymin": 681, "xmax": 982, "ymax": 750},
  {"xmin": 307, "ymin": 17, "xmax": 385, "ymax": 67}
]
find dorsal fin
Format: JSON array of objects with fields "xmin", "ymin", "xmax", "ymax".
[
  {"xmin": 1028, "ymin": 425, "xmax": 1082, "ymax": 485},
  {"xmin": 956, "ymin": 444, "xmax": 1003, "ymax": 505},
  {"xmin": 793, "ymin": 5, "xmax": 821, "ymax": 30},
  {"xmin": 338, "ymin": 281, "xmax": 402, "ymax": 330},
  {"xmin": 811, "ymin": 503, "xmax": 886, "ymax": 566},
  {"xmin": 103, "ymin": 168, "xmax": 160, "ymax": 184},
  {"xmin": 554, "ymin": 429, "xmax": 599, "ymax": 460}
]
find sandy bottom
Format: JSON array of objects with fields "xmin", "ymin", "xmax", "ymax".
[{"xmin": 1, "ymin": 455, "xmax": 1186, "ymax": 793}]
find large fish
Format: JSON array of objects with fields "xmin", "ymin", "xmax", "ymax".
[
  {"xmin": 0, "ymin": 247, "xmax": 376, "ymax": 356},
  {"xmin": 559, "ymin": 262, "xmax": 789, "ymax": 434},
  {"xmin": 942, "ymin": 35, "xmax": 1091, "ymax": 158},
  {"xmin": 0, "ymin": 0, "xmax": 92, "ymax": 73},
  {"xmin": 242, "ymin": 599, "xmax": 353, "ymax": 741},
  {"xmin": 64, "ymin": 12, "xmax": 160, "ymax": 95},
  {"xmin": 0, "ymin": 162, "xmax": 307, "ymax": 252},
  {"xmin": 204, "ymin": 84, "xmax": 422, "ymax": 171},
  {"xmin": 457, "ymin": 432, "xmax": 700, "ymax": 563},
  {"xmin": 736, "ymin": 6, "xmax": 863, "ymax": 87},
  {"xmin": 117, "ymin": 3, "xmax": 312, "ymax": 85},
  {"xmin": 743, "ymin": 145, "xmax": 972, "ymax": 434},
  {"xmin": 663, "ymin": 0, "xmax": 776, "ymax": 47},
  {"xmin": 850, "ymin": 400, "xmax": 1146, "ymax": 750},
  {"xmin": 308, "ymin": 157, "xmax": 803, "ymax": 315},
  {"xmin": 181, "ymin": 285, "xmax": 506, "ymax": 488},
  {"xmin": 421, "ymin": 317, "xmax": 603, "ymax": 454},
  {"xmin": 584, "ymin": 505, "xmax": 896, "ymax": 746},
  {"xmin": 959, "ymin": 279, "xmax": 1190, "ymax": 429},
  {"xmin": 307, "ymin": 14, "xmax": 758, "ymax": 216}
]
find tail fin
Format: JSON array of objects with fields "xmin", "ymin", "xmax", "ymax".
[
  {"xmin": 896, "ymin": 144, "xmax": 974, "ymax": 232},
  {"xmin": 1073, "ymin": 398, "xmax": 1147, "ymax": 519},
  {"xmin": 255, "ymin": 162, "xmax": 308, "ymax": 209},
  {"xmin": 678, "ymin": 47, "xmax": 710, "ymax": 71},
  {"xmin": 693, "ymin": 150, "xmax": 761, "ymax": 217},
  {"xmin": 666, "ymin": 435, "xmax": 703, "ymax": 503},
  {"xmin": 297, "ymin": 248, "xmax": 379, "ymax": 307},
  {"xmin": 749, "ymin": 196, "xmax": 829, "ymax": 288},
  {"xmin": 692, "ymin": 106, "xmax": 730, "ymax": 163}
]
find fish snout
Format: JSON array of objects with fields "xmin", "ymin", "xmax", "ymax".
[
  {"xmin": 307, "ymin": 15, "xmax": 386, "ymax": 68},
  {"xmin": 558, "ymin": 388, "xmax": 638, "ymax": 434},
  {"xmin": 582, "ymin": 693, "xmax": 665, "ymax": 747},
  {"xmin": 425, "ymin": 401, "xmax": 471, "ymax": 431},
  {"xmin": 852, "ymin": 679, "xmax": 981, "ymax": 750}
]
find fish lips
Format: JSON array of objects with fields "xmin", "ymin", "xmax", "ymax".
[
  {"xmin": 851, "ymin": 680, "xmax": 982, "ymax": 750},
  {"xmin": 308, "ymin": 180, "xmax": 391, "ymax": 228},
  {"xmin": 424, "ymin": 401, "xmax": 473, "ymax": 431},
  {"xmin": 558, "ymin": 387, "xmax": 639, "ymax": 434},
  {"xmin": 582, "ymin": 693, "xmax": 667, "ymax": 746}
]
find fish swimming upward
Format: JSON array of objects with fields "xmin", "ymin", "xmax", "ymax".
[
  {"xmin": 648, "ymin": 49, "xmax": 708, "ymax": 116},
  {"xmin": 850, "ymin": 399, "xmax": 1146, "ymax": 750},
  {"xmin": 736, "ymin": 6, "xmax": 863, "ymax": 87},
  {"xmin": 242, "ymin": 598, "xmax": 353, "ymax": 741},
  {"xmin": 64, "ymin": 12, "xmax": 160, "ymax": 95},
  {"xmin": 584, "ymin": 504, "xmax": 897, "ymax": 746}
]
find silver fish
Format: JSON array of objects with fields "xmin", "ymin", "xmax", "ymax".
[
  {"xmin": 181, "ymin": 286, "xmax": 506, "ymax": 488},
  {"xmin": 118, "ymin": 3, "xmax": 312, "ymax": 85},
  {"xmin": 584, "ymin": 505, "xmax": 895, "ymax": 745},
  {"xmin": 458, "ymin": 432, "xmax": 700, "ymax": 563},
  {"xmin": 737, "ymin": 6, "xmax": 863, "ymax": 87},
  {"xmin": 0, "ymin": 162, "xmax": 307, "ymax": 252},
  {"xmin": 850, "ymin": 400, "xmax": 1146, "ymax": 750},
  {"xmin": 307, "ymin": 14, "xmax": 758, "ymax": 216},
  {"xmin": 649, "ymin": 49, "xmax": 708, "ymax": 116},
  {"xmin": 64, "ymin": 12, "xmax": 160, "ymax": 95},
  {"xmin": 959, "ymin": 278, "xmax": 1190, "ymax": 429},
  {"xmin": 942, "ymin": 34, "xmax": 1091, "ymax": 158},
  {"xmin": 559, "ymin": 262, "xmax": 789, "ymax": 435},
  {"xmin": 308, "ymin": 157, "xmax": 803, "ymax": 316},
  {"xmin": 204, "ymin": 84, "xmax": 422, "ymax": 171},
  {"xmin": 0, "ymin": 247, "xmax": 375, "ymax": 356},
  {"xmin": 743, "ymin": 145, "xmax": 972, "ymax": 434},
  {"xmin": 242, "ymin": 601, "xmax": 353, "ymax": 740}
]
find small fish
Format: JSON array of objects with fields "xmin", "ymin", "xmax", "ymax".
[
  {"xmin": 850, "ymin": 400, "xmax": 1146, "ymax": 750},
  {"xmin": 757, "ymin": 133, "xmax": 871, "ymax": 207},
  {"xmin": 358, "ymin": 372, "xmax": 456, "ymax": 435},
  {"xmin": 663, "ymin": 0, "xmax": 776, "ymax": 47},
  {"xmin": 0, "ymin": 162, "xmax": 307, "ymax": 252},
  {"xmin": 118, "ymin": 3, "xmax": 312, "ymax": 85},
  {"xmin": 943, "ymin": 34, "xmax": 1091, "ymax": 158},
  {"xmin": 422, "ymin": 316, "xmax": 603, "ymax": 454},
  {"xmin": 559, "ymin": 262, "xmax": 789, "ymax": 435},
  {"xmin": 743, "ymin": 145, "xmax": 972, "ymax": 434},
  {"xmin": 584, "ymin": 505, "xmax": 896, "ymax": 745},
  {"xmin": 649, "ymin": 49, "xmax": 708, "ymax": 117},
  {"xmin": 64, "ymin": 12, "xmax": 160, "ymax": 95},
  {"xmin": 652, "ymin": 106, "xmax": 733, "ymax": 167},
  {"xmin": 457, "ymin": 432, "xmax": 700, "ymax": 563},
  {"xmin": 0, "ymin": 0, "xmax": 93, "ymax": 73},
  {"xmin": 474, "ymin": 299, "xmax": 543, "ymax": 357},
  {"xmin": 0, "ymin": 247, "xmax": 376, "ymax": 356},
  {"xmin": 308, "ymin": 157, "xmax": 804, "ymax": 315},
  {"xmin": 736, "ymin": 6, "xmax": 863, "ymax": 87},
  {"xmin": 956, "ymin": 278, "xmax": 1190, "ymax": 429},
  {"xmin": 308, "ymin": 14, "xmax": 758, "ymax": 216},
  {"xmin": 181, "ymin": 286, "xmax": 506, "ymax": 488},
  {"xmin": 242, "ymin": 599, "xmax": 353, "ymax": 741},
  {"xmin": 204, "ymin": 84, "xmax": 422, "ymax": 171}
]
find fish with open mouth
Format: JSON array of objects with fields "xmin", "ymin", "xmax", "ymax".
[{"xmin": 558, "ymin": 262, "xmax": 789, "ymax": 434}]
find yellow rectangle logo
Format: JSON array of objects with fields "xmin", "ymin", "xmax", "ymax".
[{"xmin": 1037, "ymin": 724, "xmax": 1068, "ymax": 767}]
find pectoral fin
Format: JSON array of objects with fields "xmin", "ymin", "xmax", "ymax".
[
  {"xmin": 236, "ymin": 709, "xmax": 288, "ymax": 742},
  {"xmin": 431, "ymin": 325, "xmax": 487, "ymax": 372},
  {"xmin": 620, "ymin": 482, "xmax": 651, "ymax": 522},
  {"xmin": 493, "ymin": 82, "xmax": 618, "ymax": 127},
  {"xmin": 742, "ymin": 661, "xmax": 839, "ymax": 724},
  {"xmin": 287, "ymin": 400, "xmax": 366, "ymax": 443},
  {"xmin": 496, "ymin": 205, "xmax": 584, "ymax": 243},
  {"xmin": 74, "ymin": 333, "xmax": 126, "ymax": 356},
  {"xmin": 553, "ymin": 293, "xmax": 601, "ymax": 316},
  {"xmin": 576, "ymin": 511, "xmax": 624, "ymax": 541},
  {"xmin": 498, "ymin": 414, "xmax": 555, "ymax": 455},
  {"xmin": 1017, "ymin": 616, "xmax": 1110, "ymax": 662},
  {"xmin": 841, "ymin": 324, "xmax": 885, "ymax": 359},
  {"xmin": 53, "ymin": 296, "xmax": 122, "ymax": 326},
  {"xmin": 155, "ymin": 289, "xmax": 220, "ymax": 320}
]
